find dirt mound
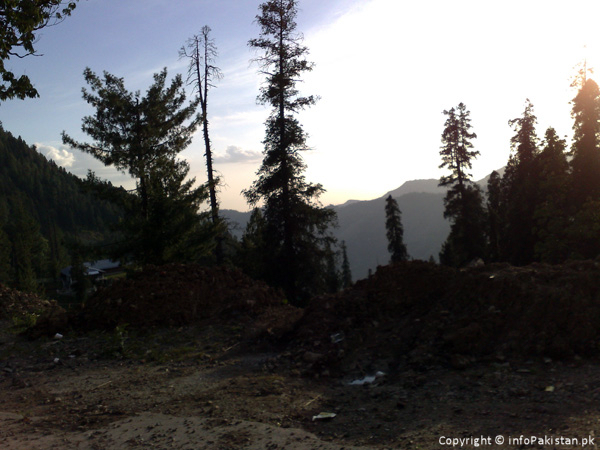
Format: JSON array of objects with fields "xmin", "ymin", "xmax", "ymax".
[
  {"xmin": 0, "ymin": 283, "xmax": 59, "ymax": 322},
  {"xmin": 0, "ymin": 284, "xmax": 67, "ymax": 339},
  {"xmin": 289, "ymin": 260, "xmax": 600, "ymax": 375},
  {"xmin": 78, "ymin": 264, "xmax": 300, "ymax": 334}
]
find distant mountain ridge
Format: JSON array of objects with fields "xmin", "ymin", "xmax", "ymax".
[
  {"xmin": 384, "ymin": 178, "xmax": 447, "ymax": 197},
  {"xmin": 222, "ymin": 175, "xmax": 498, "ymax": 281},
  {"xmin": 331, "ymin": 179, "xmax": 449, "ymax": 279}
]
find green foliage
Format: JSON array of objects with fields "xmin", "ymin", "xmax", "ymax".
[
  {"xmin": 0, "ymin": 221, "xmax": 11, "ymax": 282},
  {"xmin": 385, "ymin": 195, "xmax": 408, "ymax": 263},
  {"xmin": 11, "ymin": 311, "xmax": 39, "ymax": 331},
  {"xmin": 6, "ymin": 198, "xmax": 47, "ymax": 292},
  {"xmin": 0, "ymin": 125, "xmax": 121, "ymax": 291},
  {"xmin": 63, "ymin": 68, "xmax": 215, "ymax": 265},
  {"xmin": 238, "ymin": 208, "xmax": 267, "ymax": 280},
  {"xmin": 243, "ymin": 0, "xmax": 337, "ymax": 304},
  {"xmin": 0, "ymin": 126, "xmax": 122, "ymax": 235},
  {"xmin": 0, "ymin": 0, "xmax": 78, "ymax": 100},
  {"xmin": 97, "ymin": 324, "xmax": 130, "ymax": 359},
  {"xmin": 340, "ymin": 240, "xmax": 352, "ymax": 288}
]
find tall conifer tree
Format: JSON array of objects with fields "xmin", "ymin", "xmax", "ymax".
[
  {"xmin": 244, "ymin": 0, "xmax": 336, "ymax": 304},
  {"xmin": 502, "ymin": 99, "xmax": 540, "ymax": 265},
  {"xmin": 384, "ymin": 195, "xmax": 408, "ymax": 263},
  {"xmin": 340, "ymin": 240, "xmax": 352, "ymax": 288},
  {"xmin": 486, "ymin": 170, "xmax": 503, "ymax": 262},
  {"xmin": 438, "ymin": 103, "xmax": 486, "ymax": 266},
  {"xmin": 566, "ymin": 73, "xmax": 600, "ymax": 259},
  {"xmin": 570, "ymin": 76, "xmax": 600, "ymax": 204},
  {"xmin": 534, "ymin": 127, "xmax": 569, "ymax": 262}
]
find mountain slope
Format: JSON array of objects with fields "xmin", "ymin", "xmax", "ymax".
[
  {"xmin": 0, "ymin": 126, "xmax": 123, "ymax": 286},
  {"xmin": 222, "ymin": 178, "xmax": 454, "ymax": 281},
  {"xmin": 0, "ymin": 126, "xmax": 122, "ymax": 235},
  {"xmin": 334, "ymin": 191, "xmax": 448, "ymax": 279}
]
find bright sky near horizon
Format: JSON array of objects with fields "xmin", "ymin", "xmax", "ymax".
[{"xmin": 2, "ymin": 0, "xmax": 599, "ymax": 211}]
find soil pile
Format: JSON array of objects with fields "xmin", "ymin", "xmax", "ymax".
[
  {"xmin": 290, "ymin": 260, "xmax": 600, "ymax": 375},
  {"xmin": 0, "ymin": 283, "xmax": 59, "ymax": 322},
  {"xmin": 78, "ymin": 264, "xmax": 301, "ymax": 335}
]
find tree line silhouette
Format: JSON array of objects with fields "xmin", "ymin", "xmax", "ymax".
[{"xmin": 434, "ymin": 68, "xmax": 600, "ymax": 267}]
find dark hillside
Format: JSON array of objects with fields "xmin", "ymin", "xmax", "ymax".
[
  {"xmin": 0, "ymin": 126, "xmax": 122, "ymax": 234},
  {"xmin": 0, "ymin": 126, "xmax": 124, "ymax": 288}
]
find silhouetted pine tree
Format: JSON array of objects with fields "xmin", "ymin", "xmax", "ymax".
[
  {"xmin": 324, "ymin": 241, "xmax": 341, "ymax": 293},
  {"xmin": 244, "ymin": 0, "xmax": 337, "ymax": 304},
  {"xmin": 384, "ymin": 195, "xmax": 408, "ymax": 263},
  {"xmin": 534, "ymin": 127, "xmax": 570, "ymax": 262},
  {"xmin": 438, "ymin": 103, "xmax": 487, "ymax": 267},
  {"xmin": 570, "ymin": 75, "xmax": 600, "ymax": 204},
  {"xmin": 238, "ymin": 208, "xmax": 267, "ymax": 280},
  {"xmin": 486, "ymin": 170, "xmax": 503, "ymax": 262},
  {"xmin": 566, "ymin": 72, "xmax": 600, "ymax": 259},
  {"xmin": 340, "ymin": 241, "xmax": 352, "ymax": 288},
  {"xmin": 501, "ymin": 99, "xmax": 540, "ymax": 265}
]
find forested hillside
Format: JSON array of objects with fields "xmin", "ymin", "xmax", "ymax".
[{"xmin": 0, "ymin": 125, "xmax": 122, "ymax": 290}]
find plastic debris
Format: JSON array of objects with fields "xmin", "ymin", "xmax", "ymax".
[
  {"xmin": 349, "ymin": 371, "xmax": 386, "ymax": 386},
  {"xmin": 312, "ymin": 412, "xmax": 336, "ymax": 421},
  {"xmin": 53, "ymin": 333, "xmax": 63, "ymax": 340},
  {"xmin": 330, "ymin": 332, "xmax": 345, "ymax": 344},
  {"xmin": 545, "ymin": 385, "xmax": 555, "ymax": 392}
]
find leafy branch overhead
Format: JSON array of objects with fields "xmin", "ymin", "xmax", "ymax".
[{"xmin": 0, "ymin": 0, "xmax": 78, "ymax": 100}]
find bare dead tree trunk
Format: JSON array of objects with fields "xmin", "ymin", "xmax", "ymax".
[{"xmin": 180, "ymin": 26, "xmax": 224, "ymax": 263}]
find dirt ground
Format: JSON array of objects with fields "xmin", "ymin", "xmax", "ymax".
[
  {"xmin": 3, "ymin": 261, "xmax": 600, "ymax": 449},
  {"xmin": 2, "ymin": 322, "xmax": 600, "ymax": 449}
]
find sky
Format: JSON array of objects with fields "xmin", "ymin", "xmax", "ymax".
[{"xmin": 2, "ymin": 0, "xmax": 599, "ymax": 211}]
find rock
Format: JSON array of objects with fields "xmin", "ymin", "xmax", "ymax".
[
  {"xmin": 302, "ymin": 351, "xmax": 324, "ymax": 364},
  {"xmin": 450, "ymin": 354, "xmax": 471, "ymax": 370}
]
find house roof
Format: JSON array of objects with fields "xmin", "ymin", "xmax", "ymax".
[{"xmin": 60, "ymin": 260, "xmax": 121, "ymax": 277}]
